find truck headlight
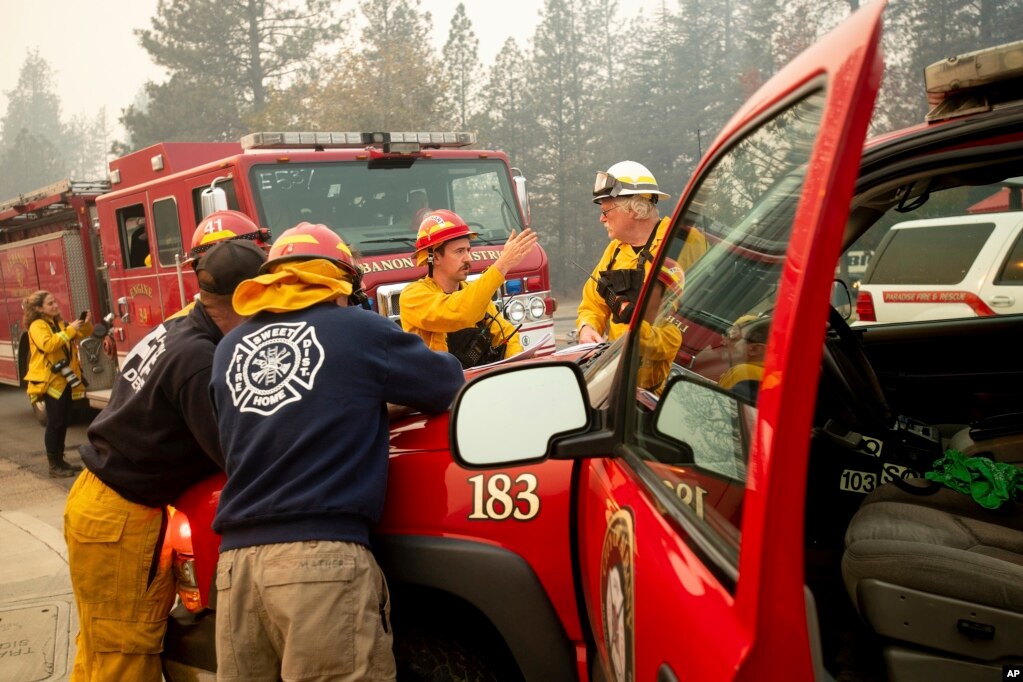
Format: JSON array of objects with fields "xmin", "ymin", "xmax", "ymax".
[
  {"xmin": 527, "ymin": 296, "xmax": 546, "ymax": 320},
  {"xmin": 505, "ymin": 300, "xmax": 526, "ymax": 323}
]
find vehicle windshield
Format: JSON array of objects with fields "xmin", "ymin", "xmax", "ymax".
[{"xmin": 249, "ymin": 159, "xmax": 524, "ymax": 256}]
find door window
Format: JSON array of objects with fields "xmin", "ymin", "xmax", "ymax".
[
  {"xmin": 624, "ymin": 88, "xmax": 827, "ymax": 570},
  {"xmin": 116, "ymin": 205, "xmax": 149, "ymax": 269},
  {"xmin": 153, "ymin": 197, "xmax": 184, "ymax": 267},
  {"xmin": 865, "ymin": 222, "xmax": 994, "ymax": 285},
  {"xmin": 996, "ymin": 228, "xmax": 1023, "ymax": 284}
]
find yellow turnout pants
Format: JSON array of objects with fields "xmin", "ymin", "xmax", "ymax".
[{"xmin": 63, "ymin": 469, "xmax": 175, "ymax": 681}]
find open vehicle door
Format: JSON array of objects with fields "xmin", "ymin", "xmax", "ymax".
[{"xmin": 453, "ymin": 2, "xmax": 886, "ymax": 680}]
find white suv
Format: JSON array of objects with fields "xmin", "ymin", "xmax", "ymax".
[{"xmin": 855, "ymin": 209, "xmax": 1023, "ymax": 323}]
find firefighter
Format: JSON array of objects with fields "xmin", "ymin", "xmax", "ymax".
[
  {"xmin": 210, "ymin": 222, "xmax": 463, "ymax": 681},
  {"xmin": 637, "ymin": 259, "xmax": 686, "ymax": 394},
  {"xmin": 186, "ymin": 209, "xmax": 273, "ymax": 260},
  {"xmin": 576, "ymin": 160, "xmax": 706, "ymax": 344},
  {"xmin": 63, "ymin": 239, "xmax": 267, "ymax": 681},
  {"xmin": 21, "ymin": 290, "xmax": 91, "ymax": 476},
  {"xmin": 399, "ymin": 209, "xmax": 538, "ymax": 368},
  {"xmin": 719, "ymin": 313, "xmax": 771, "ymax": 401},
  {"xmin": 169, "ymin": 210, "xmax": 273, "ymax": 320}
]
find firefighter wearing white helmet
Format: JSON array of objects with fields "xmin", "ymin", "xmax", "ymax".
[
  {"xmin": 576, "ymin": 160, "xmax": 706, "ymax": 345},
  {"xmin": 399, "ymin": 209, "xmax": 538, "ymax": 368}
]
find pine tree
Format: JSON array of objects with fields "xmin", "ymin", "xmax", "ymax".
[
  {"xmin": 666, "ymin": 0, "xmax": 740, "ymax": 177},
  {"xmin": 120, "ymin": 74, "xmax": 245, "ymax": 147},
  {"xmin": 0, "ymin": 51, "xmax": 71, "ymax": 196},
  {"xmin": 65, "ymin": 109, "xmax": 110, "ymax": 181},
  {"xmin": 353, "ymin": 0, "xmax": 444, "ymax": 129},
  {"xmin": 613, "ymin": 3, "xmax": 684, "ymax": 190},
  {"xmin": 476, "ymin": 38, "xmax": 532, "ymax": 155},
  {"xmin": 127, "ymin": 0, "xmax": 343, "ymax": 146},
  {"xmin": 442, "ymin": 3, "xmax": 481, "ymax": 129},
  {"xmin": 260, "ymin": 0, "xmax": 446, "ymax": 131},
  {"xmin": 527, "ymin": 0, "xmax": 605, "ymax": 295}
]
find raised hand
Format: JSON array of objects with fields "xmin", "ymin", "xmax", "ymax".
[{"xmin": 493, "ymin": 228, "xmax": 539, "ymax": 276}]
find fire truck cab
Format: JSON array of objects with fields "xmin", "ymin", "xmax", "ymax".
[{"xmin": 97, "ymin": 131, "xmax": 555, "ymax": 390}]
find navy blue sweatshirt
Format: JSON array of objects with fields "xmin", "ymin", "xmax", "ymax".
[{"xmin": 210, "ymin": 303, "xmax": 464, "ymax": 551}]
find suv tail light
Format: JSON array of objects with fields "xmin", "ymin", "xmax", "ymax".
[
  {"xmin": 166, "ymin": 508, "xmax": 203, "ymax": 612},
  {"xmin": 856, "ymin": 290, "xmax": 876, "ymax": 322}
]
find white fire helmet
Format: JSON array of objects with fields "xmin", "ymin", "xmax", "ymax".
[{"xmin": 593, "ymin": 160, "xmax": 670, "ymax": 204}]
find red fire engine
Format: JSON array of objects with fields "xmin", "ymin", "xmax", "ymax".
[
  {"xmin": 0, "ymin": 132, "xmax": 556, "ymax": 405},
  {"xmin": 0, "ymin": 180, "xmax": 113, "ymax": 394}
]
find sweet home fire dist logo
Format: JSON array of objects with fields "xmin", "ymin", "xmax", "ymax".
[{"xmin": 227, "ymin": 322, "xmax": 324, "ymax": 415}]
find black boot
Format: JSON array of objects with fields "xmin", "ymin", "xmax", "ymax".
[{"xmin": 46, "ymin": 451, "xmax": 82, "ymax": 478}]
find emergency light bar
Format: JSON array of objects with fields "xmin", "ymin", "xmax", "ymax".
[
  {"xmin": 925, "ymin": 40, "xmax": 1023, "ymax": 122},
  {"xmin": 241, "ymin": 131, "xmax": 477, "ymax": 152}
]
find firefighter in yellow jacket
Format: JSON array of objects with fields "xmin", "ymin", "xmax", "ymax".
[
  {"xmin": 577, "ymin": 160, "xmax": 706, "ymax": 345},
  {"xmin": 719, "ymin": 314, "xmax": 770, "ymax": 401},
  {"xmin": 400, "ymin": 209, "xmax": 538, "ymax": 368},
  {"xmin": 22, "ymin": 290, "xmax": 91, "ymax": 476},
  {"xmin": 636, "ymin": 259, "xmax": 686, "ymax": 393}
]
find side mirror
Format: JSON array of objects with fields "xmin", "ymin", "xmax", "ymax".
[
  {"xmin": 510, "ymin": 167, "xmax": 531, "ymax": 228},
  {"xmin": 831, "ymin": 279, "xmax": 853, "ymax": 320},
  {"xmin": 652, "ymin": 373, "xmax": 753, "ymax": 480},
  {"xmin": 200, "ymin": 177, "xmax": 231, "ymax": 217},
  {"xmin": 451, "ymin": 362, "xmax": 589, "ymax": 468}
]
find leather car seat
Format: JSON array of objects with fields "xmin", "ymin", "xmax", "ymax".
[{"xmin": 842, "ymin": 479, "xmax": 1023, "ymax": 680}]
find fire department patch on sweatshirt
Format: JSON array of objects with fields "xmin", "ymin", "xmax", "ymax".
[{"xmin": 226, "ymin": 321, "xmax": 324, "ymax": 415}]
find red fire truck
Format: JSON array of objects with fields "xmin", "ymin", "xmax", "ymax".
[
  {"xmin": 0, "ymin": 180, "xmax": 113, "ymax": 395},
  {"xmin": 0, "ymin": 132, "xmax": 556, "ymax": 405}
]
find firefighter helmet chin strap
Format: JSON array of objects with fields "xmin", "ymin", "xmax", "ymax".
[
  {"xmin": 427, "ymin": 249, "xmax": 434, "ymax": 278},
  {"xmin": 349, "ymin": 270, "xmax": 371, "ymax": 309}
]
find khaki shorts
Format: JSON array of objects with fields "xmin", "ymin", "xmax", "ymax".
[{"xmin": 215, "ymin": 540, "xmax": 395, "ymax": 682}]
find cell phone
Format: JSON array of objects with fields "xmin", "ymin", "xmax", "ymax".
[{"xmin": 78, "ymin": 310, "xmax": 88, "ymax": 321}]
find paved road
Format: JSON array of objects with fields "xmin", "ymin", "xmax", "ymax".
[
  {"xmin": 552, "ymin": 297, "xmax": 579, "ymax": 345},
  {"xmin": 0, "ymin": 384, "xmax": 93, "ymax": 682}
]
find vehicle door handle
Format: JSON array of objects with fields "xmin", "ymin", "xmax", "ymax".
[
  {"xmin": 988, "ymin": 295, "xmax": 1015, "ymax": 307},
  {"xmin": 117, "ymin": 296, "xmax": 132, "ymax": 323}
]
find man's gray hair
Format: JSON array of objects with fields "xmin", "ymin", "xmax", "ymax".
[{"xmin": 614, "ymin": 195, "xmax": 659, "ymax": 220}]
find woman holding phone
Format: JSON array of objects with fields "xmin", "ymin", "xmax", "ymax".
[{"xmin": 22, "ymin": 290, "xmax": 91, "ymax": 477}]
